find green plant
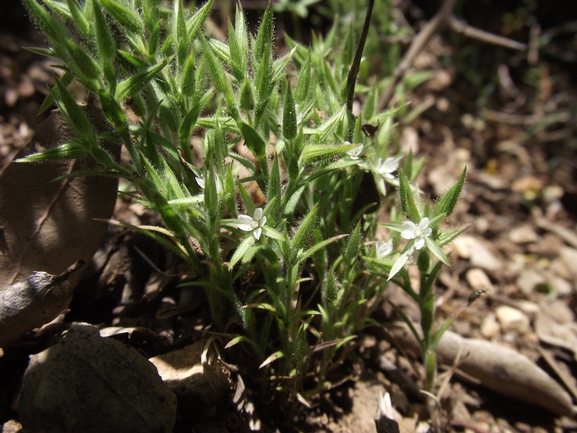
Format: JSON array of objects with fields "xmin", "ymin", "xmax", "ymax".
[
  {"xmin": 366, "ymin": 166, "xmax": 468, "ymax": 402},
  {"xmin": 22, "ymin": 0, "xmax": 467, "ymax": 422}
]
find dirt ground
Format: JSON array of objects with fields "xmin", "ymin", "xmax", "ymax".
[{"xmin": 1, "ymin": 1, "xmax": 576, "ymax": 432}]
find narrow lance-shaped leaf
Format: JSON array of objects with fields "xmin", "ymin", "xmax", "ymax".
[
  {"xmin": 52, "ymin": 77, "xmax": 93, "ymax": 137},
  {"xmin": 267, "ymin": 154, "xmax": 281, "ymax": 222},
  {"xmin": 435, "ymin": 167, "xmax": 467, "ymax": 217},
  {"xmin": 101, "ymin": 0, "xmax": 144, "ymax": 34},
  {"xmin": 186, "ymin": 0, "xmax": 215, "ymax": 40},
  {"xmin": 173, "ymin": 0, "xmax": 187, "ymax": 66},
  {"xmin": 17, "ymin": 141, "xmax": 88, "ymax": 162},
  {"xmin": 301, "ymin": 143, "xmax": 357, "ymax": 164},
  {"xmin": 254, "ymin": 45, "xmax": 271, "ymax": 107},
  {"xmin": 283, "ymin": 80, "xmax": 297, "ymax": 140},
  {"xmin": 23, "ymin": 0, "xmax": 70, "ymax": 45},
  {"xmin": 292, "ymin": 203, "xmax": 318, "ymax": 251},
  {"xmin": 63, "ymin": 38, "xmax": 101, "ymax": 83},
  {"xmin": 295, "ymin": 52, "xmax": 312, "ymax": 103},
  {"xmin": 200, "ymin": 35, "xmax": 238, "ymax": 118},
  {"xmin": 398, "ymin": 166, "xmax": 421, "ymax": 222},
  {"xmin": 237, "ymin": 121, "xmax": 266, "ymax": 160},
  {"xmin": 181, "ymin": 51, "xmax": 196, "ymax": 99},
  {"xmin": 66, "ymin": 0, "xmax": 90, "ymax": 37},
  {"xmin": 344, "ymin": 222, "xmax": 362, "ymax": 265},
  {"xmin": 239, "ymin": 78, "xmax": 255, "ymax": 112},
  {"xmin": 92, "ymin": 0, "xmax": 115, "ymax": 60},
  {"xmin": 255, "ymin": 1, "xmax": 273, "ymax": 64},
  {"xmin": 116, "ymin": 58, "xmax": 170, "ymax": 99}
]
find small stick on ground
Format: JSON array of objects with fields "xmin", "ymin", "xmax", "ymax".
[{"xmin": 377, "ymin": 0, "xmax": 458, "ymax": 111}]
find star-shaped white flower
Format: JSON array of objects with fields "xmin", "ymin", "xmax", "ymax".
[
  {"xmin": 401, "ymin": 217, "xmax": 432, "ymax": 250},
  {"xmin": 347, "ymin": 143, "xmax": 364, "ymax": 160},
  {"xmin": 376, "ymin": 240, "xmax": 393, "ymax": 259},
  {"xmin": 237, "ymin": 208, "xmax": 267, "ymax": 240},
  {"xmin": 374, "ymin": 155, "xmax": 402, "ymax": 180}
]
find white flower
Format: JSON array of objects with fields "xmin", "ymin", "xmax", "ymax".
[
  {"xmin": 376, "ymin": 240, "xmax": 393, "ymax": 259},
  {"xmin": 374, "ymin": 155, "xmax": 402, "ymax": 180},
  {"xmin": 401, "ymin": 217, "xmax": 432, "ymax": 250},
  {"xmin": 196, "ymin": 174, "xmax": 222, "ymax": 193},
  {"xmin": 237, "ymin": 208, "xmax": 267, "ymax": 240},
  {"xmin": 347, "ymin": 143, "xmax": 364, "ymax": 160}
]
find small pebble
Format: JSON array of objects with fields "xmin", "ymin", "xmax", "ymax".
[
  {"xmin": 480, "ymin": 313, "xmax": 500, "ymax": 338},
  {"xmin": 509, "ymin": 225, "xmax": 538, "ymax": 244},
  {"xmin": 495, "ymin": 305, "xmax": 530, "ymax": 334}
]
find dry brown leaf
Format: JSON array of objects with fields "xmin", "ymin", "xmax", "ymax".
[
  {"xmin": 18, "ymin": 323, "xmax": 177, "ymax": 433},
  {"xmin": 0, "ymin": 260, "xmax": 84, "ymax": 348},
  {"xmin": 534, "ymin": 310, "xmax": 577, "ymax": 359},
  {"xmin": 0, "ymin": 105, "xmax": 119, "ymax": 291},
  {"xmin": 387, "ymin": 321, "xmax": 574, "ymax": 416}
]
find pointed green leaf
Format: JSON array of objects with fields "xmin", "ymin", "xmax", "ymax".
[
  {"xmin": 51, "ymin": 77, "xmax": 92, "ymax": 136},
  {"xmin": 283, "ymin": 81, "xmax": 297, "ymax": 139},
  {"xmin": 237, "ymin": 121, "xmax": 266, "ymax": 159},
  {"xmin": 424, "ymin": 237, "xmax": 450, "ymax": 266},
  {"xmin": 17, "ymin": 141, "xmax": 88, "ymax": 162},
  {"xmin": 435, "ymin": 167, "xmax": 467, "ymax": 217},
  {"xmin": 186, "ymin": 0, "xmax": 215, "ymax": 40},
  {"xmin": 292, "ymin": 203, "xmax": 318, "ymax": 251},
  {"xmin": 398, "ymin": 166, "xmax": 421, "ymax": 222},
  {"xmin": 230, "ymin": 235, "xmax": 256, "ymax": 268},
  {"xmin": 66, "ymin": 0, "xmax": 90, "ymax": 37},
  {"xmin": 388, "ymin": 243, "xmax": 414, "ymax": 281},
  {"xmin": 101, "ymin": 0, "xmax": 143, "ymax": 34},
  {"xmin": 301, "ymin": 142, "xmax": 356, "ymax": 164},
  {"xmin": 295, "ymin": 52, "xmax": 312, "ymax": 103},
  {"xmin": 255, "ymin": 1, "xmax": 273, "ymax": 64},
  {"xmin": 116, "ymin": 58, "xmax": 169, "ymax": 99},
  {"xmin": 297, "ymin": 234, "xmax": 348, "ymax": 266},
  {"xmin": 92, "ymin": 0, "xmax": 115, "ymax": 60}
]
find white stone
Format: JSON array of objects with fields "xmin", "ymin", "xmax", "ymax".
[
  {"xmin": 480, "ymin": 313, "xmax": 500, "ymax": 338},
  {"xmin": 495, "ymin": 305, "xmax": 530, "ymax": 334},
  {"xmin": 466, "ymin": 268, "xmax": 493, "ymax": 292},
  {"xmin": 509, "ymin": 225, "xmax": 538, "ymax": 244}
]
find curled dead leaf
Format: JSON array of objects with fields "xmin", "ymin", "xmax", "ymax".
[
  {"xmin": 0, "ymin": 260, "xmax": 84, "ymax": 348},
  {"xmin": 387, "ymin": 321, "xmax": 574, "ymax": 416},
  {"xmin": 0, "ymin": 105, "xmax": 119, "ymax": 291}
]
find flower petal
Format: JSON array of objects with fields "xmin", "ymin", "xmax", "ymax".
[
  {"xmin": 253, "ymin": 227, "xmax": 262, "ymax": 240},
  {"xmin": 415, "ymin": 238, "xmax": 425, "ymax": 250},
  {"xmin": 237, "ymin": 224, "xmax": 253, "ymax": 232},
  {"xmin": 419, "ymin": 217, "xmax": 430, "ymax": 229},
  {"xmin": 401, "ymin": 230, "xmax": 415, "ymax": 240},
  {"xmin": 402, "ymin": 221, "xmax": 416, "ymax": 230},
  {"xmin": 254, "ymin": 208, "xmax": 263, "ymax": 221}
]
